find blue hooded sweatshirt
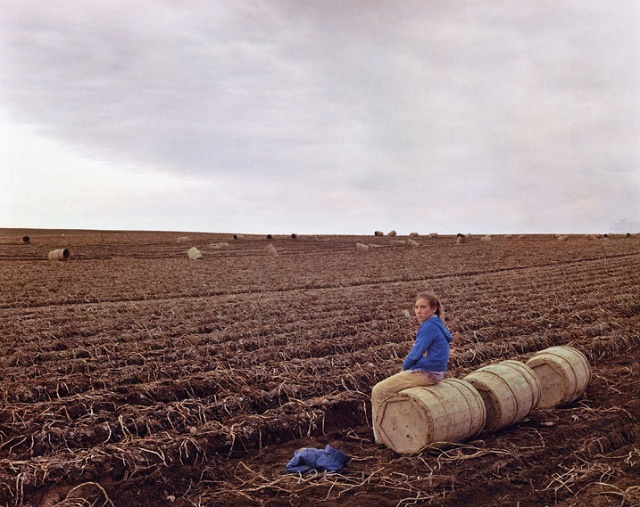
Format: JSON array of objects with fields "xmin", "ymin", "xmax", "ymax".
[
  {"xmin": 285, "ymin": 445, "xmax": 350, "ymax": 474},
  {"xmin": 402, "ymin": 315, "xmax": 453, "ymax": 372}
]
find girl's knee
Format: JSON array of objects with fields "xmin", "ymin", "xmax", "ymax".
[
  {"xmin": 371, "ymin": 380, "xmax": 391, "ymax": 400},
  {"xmin": 371, "ymin": 382, "xmax": 384, "ymax": 398}
]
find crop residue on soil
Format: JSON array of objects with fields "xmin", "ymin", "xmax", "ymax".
[{"xmin": 0, "ymin": 230, "xmax": 638, "ymax": 507}]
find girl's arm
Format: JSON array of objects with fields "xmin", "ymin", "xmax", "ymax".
[{"xmin": 402, "ymin": 325, "xmax": 433, "ymax": 370}]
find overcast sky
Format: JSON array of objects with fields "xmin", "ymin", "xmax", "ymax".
[{"xmin": 1, "ymin": 1, "xmax": 639, "ymax": 235}]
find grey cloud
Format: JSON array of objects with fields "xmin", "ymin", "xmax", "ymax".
[{"xmin": 1, "ymin": 0, "xmax": 638, "ymax": 233}]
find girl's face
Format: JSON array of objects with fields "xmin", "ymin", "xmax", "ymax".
[{"xmin": 414, "ymin": 298, "xmax": 436, "ymax": 323}]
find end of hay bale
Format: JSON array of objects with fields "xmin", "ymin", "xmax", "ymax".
[{"xmin": 374, "ymin": 230, "xmax": 384, "ymax": 236}]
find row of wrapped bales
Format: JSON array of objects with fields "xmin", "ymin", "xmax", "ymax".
[
  {"xmin": 376, "ymin": 346, "xmax": 591, "ymax": 454},
  {"xmin": 47, "ymin": 244, "xmax": 277, "ymax": 262}
]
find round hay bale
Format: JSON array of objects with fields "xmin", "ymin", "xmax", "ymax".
[
  {"xmin": 407, "ymin": 239, "xmax": 419, "ymax": 248},
  {"xmin": 456, "ymin": 234, "xmax": 466, "ymax": 244},
  {"xmin": 291, "ymin": 233, "xmax": 298, "ymax": 239},
  {"xmin": 526, "ymin": 346, "xmax": 592, "ymax": 409},
  {"xmin": 480, "ymin": 235, "xmax": 493, "ymax": 242},
  {"xmin": 233, "ymin": 234, "xmax": 246, "ymax": 240},
  {"xmin": 376, "ymin": 379, "xmax": 486, "ymax": 454},
  {"xmin": 48, "ymin": 249, "xmax": 70, "ymax": 261},
  {"xmin": 187, "ymin": 247, "xmax": 203, "ymax": 260},
  {"xmin": 22, "ymin": 236, "xmax": 30, "ymax": 245},
  {"xmin": 265, "ymin": 243, "xmax": 278, "ymax": 257},
  {"xmin": 355, "ymin": 242, "xmax": 369, "ymax": 251},
  {"xmin": 464, "ymin": 360, "xmax": 541, "ymax": 433},
  {"xmin": 409, "ymin": 232, "xmax": 419, "ymax": 237},
  {"xmin": 374, "ymin": 231, "xmax": 384, "ymax": 237},
  {"xmin": 387, "ymin": 230, "xmax": 397, "ymax": 237},
  {"xmin": 429, "ymin": 232, "xmax": 438, "ymax": 238}
]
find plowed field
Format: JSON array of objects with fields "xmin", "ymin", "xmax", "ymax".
[{"xmin": 0, "ymin": 230, "xmax": 638, "ymax": 507}]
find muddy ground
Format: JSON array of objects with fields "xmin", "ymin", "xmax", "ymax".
[{"xmin": 0, "ymin": 229, "xmax": 638, "ymax": 507}]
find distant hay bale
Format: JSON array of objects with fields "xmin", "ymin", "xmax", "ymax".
[
  {"xmin": 557, "ymin": 235, "xmax": 568, "ymax": 241},
  {"xmin": 266, "ymin": 234, "xmax": 273, "ymax": 239},
  {"xmin": 429, "ymin": 232, "xmax": 438, "ymax": 238},
  {"xmin": 391, "ymin": 240, "xmax": 407, "ymax": 246},
  {"xmin": 456, "ymin": 234, "xmax": 466, "ymax": 245},
  {"xmin": 480, "ymin": 235, "xmax": 493, "ymax": 242},
  {"xmin": 374, "ymin": 231, "xmax": 384, "ymax": 237},
  {"xmin": 48, "ymin": 248, "xmax": 70, "ymax": 261},
  {"xmin": 291, "ymin": 233, "xmax": 298, "ymax": 239},
  {"xmin": 22, "ymin": 236, "xmax": 30, "ymax": 245},
  {"xmin": 387, "ymin": 230, "xmax": 397, "ymax": 237},
  {"xmin": 518, "ymin": 234, "xmax": 527, "ymax": 239},
  {"xmin": 407, "ymin": 239, "xmax": 419, "ymax": 248},
  {"xmin": 209, "ymin": 242, "xmax": 229, "ymax": 249},
  {"xmin": 409, "ymin": 232, "xmax": 419, "ymax": 237},
  {"xmin": 176, "ymin": 236, "xmax": 189, "ymax": 243},
  {"xmin": 355, "ymin": 242, "xmax": 369, "ymax": 251},
  {"xmin": 233, "ymin": 234, "xmax": 246, "ymax": 240},
  {"xmin": 187, "ymin": 247, "xmax": 203, "ymax": 260},
  {"xmin": 265, "ymin": 243, "xmax": 278, "ymax": 257},
  {"xmin": 505, "ymin": 234, "xmax": 513, "ymax": 239}
]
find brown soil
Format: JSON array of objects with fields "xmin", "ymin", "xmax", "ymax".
[{"xmin": 0, "ymin": 230, "xmax": 638, "ymax": 507}]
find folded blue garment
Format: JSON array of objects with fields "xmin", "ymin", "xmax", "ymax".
[{"xmin": 285, "ymin": 444, "xmax": 350, "ymax": 474}]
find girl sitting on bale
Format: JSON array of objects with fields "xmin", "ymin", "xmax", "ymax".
[{"xmin": 371, "ymin": 291, "xmax": 453, "ymax": 443}]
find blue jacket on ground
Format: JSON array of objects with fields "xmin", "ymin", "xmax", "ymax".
[
  {"xmin": 402, "ymin": 315, "xmax": 453, "ymax": 372},
  {"xmin": 285, "ymin": 445, "xmax": 350, "ymax": 474}
]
